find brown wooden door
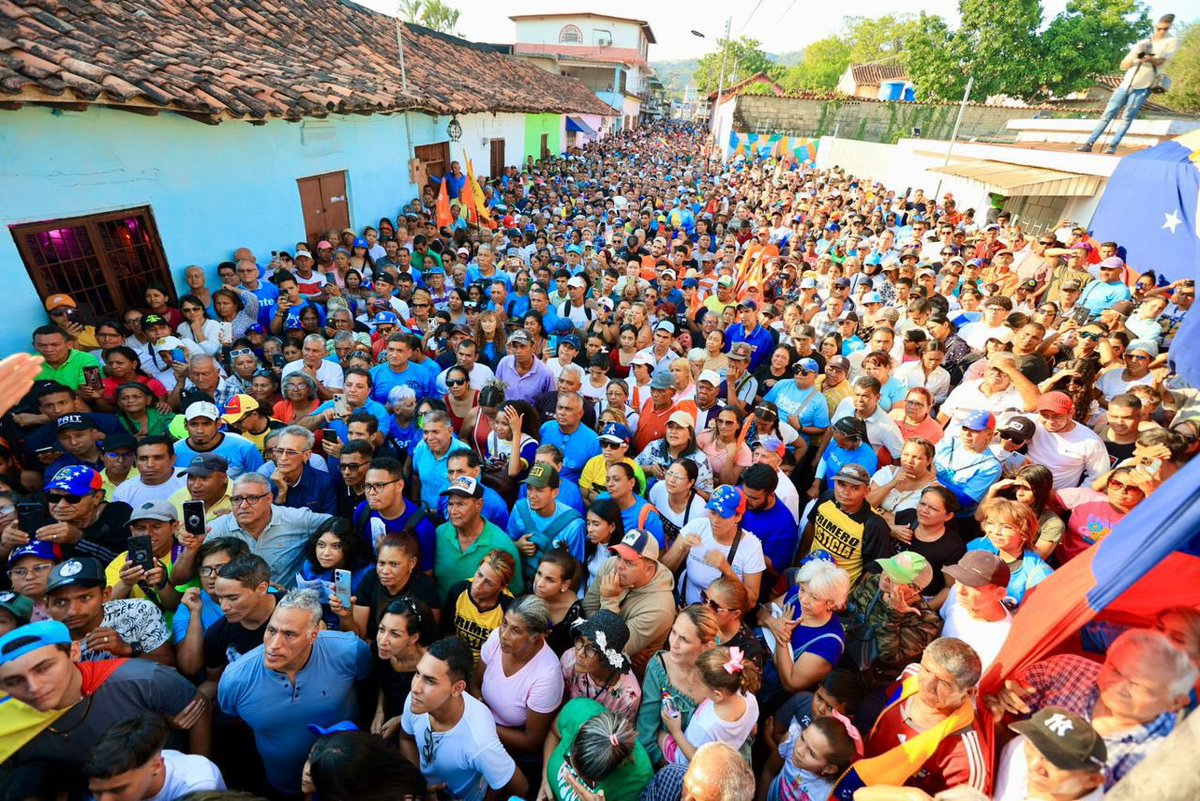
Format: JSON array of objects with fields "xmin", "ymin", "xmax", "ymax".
[
  {"xmin": 296, "ymin": 171, "xmax": 349, "ymax": 247},
  {"xmin": 11, "ymin": 206, "xmax": 172, "ymax": 321},
  {"xmin": 540, "ymin": 133, "xmax": 549, "ymax": 159},
  {"xmin": 414, "ymin": 142, "xmax": 451, "ymax": 191},
  {"xmin": 489, "ymin": 139, "xmax": 506, "ymax": 178}
]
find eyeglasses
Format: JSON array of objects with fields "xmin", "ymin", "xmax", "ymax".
[
  {"xmin": 364, "ymin": 479, "xmax": 400, "ymax": 494},
  {"xmin": 573, "ymin": 639, "xmax": 599, "ymax": 657},
  {"xmin": 199, "ymin": 564, "xmax": 228, "ymax": 577},
  {"xmin": 47, "ymin": 492, "xmax": 85, "ymax": 505},
  {"xmin": 9, "ymin": 564, "xmax": 53, "ymax": 579},
  {"xmin": 700, "ymin": 590, "xmax": 738, "ymax": 614},
  {"xmin": 229, "ymin": 348, "xmax": 253, "ymax": 359},
  {"xmin": 230, "ymin": 493, "xmax": 271, "ymax": 506},
  {"xmin": 1037, "ymin": 240, "xmax": 1054, "ymax": 246},
  {"xmin": 1077, "ymin": 331, "xmax": 1101, "ymax": 341},
  {"xmin": 340, "ymin": 462, "xmax": 369, "ymax": 472},
  {"xmin": 104, "ymin": 450, "xmax": 134, "ymax": 460},
  {"xmin": 273, "ymin": 448, "xmax": 309, "ymax": 459},
  {"xmin": 997, "ymin": 432, "xmax": 1024, "ymax": 443},
  {"xmin": 445, "ymin": 378, "xmax": 467, "ymax": 387},
  {"xmin": 1108, "ymin": 479, "xmax": 1144, "ymax": 494}
]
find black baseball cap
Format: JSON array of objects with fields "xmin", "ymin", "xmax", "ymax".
[
  {"xmin": 1010, "ymin": 707, "xmax": 1107, "ymax": 772},
  {"xmin": 45, "ymin": 557, "xmax": 106, "ymax": 594}
]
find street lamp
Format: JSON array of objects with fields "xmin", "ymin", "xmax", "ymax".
[{"xmin": 692, "ymin": 21, "xmax": 731, "ymax": 140}]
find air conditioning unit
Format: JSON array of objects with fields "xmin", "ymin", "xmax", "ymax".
[{"xmin": 597, "ymin": 34, "xmax": 611, "ymax": 47}]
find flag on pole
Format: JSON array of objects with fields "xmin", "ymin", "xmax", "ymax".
[
  {"xmin": 463, "ymin": 152, "xmax": 496, "ymax": 229},
  {"xmin": 435, "ymin": 178, "xmax": 453, "ymax": 229}
]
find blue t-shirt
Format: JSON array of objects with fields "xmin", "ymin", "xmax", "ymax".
[
  {"xmin": 815, "ymin": 442, "xmax": 879, "ymax": 488},
  {"xmin": 506, "ymin": 501, "xmax": 586, "ymax": 580},
  {"xmin": 517, "ymin": 477, "xmax": 586, "ymax": 517},
  {"xmin": 965, "ymin": 538, "xmax": 1054, "ymax": 606},
  {"xmin": 764, "ymin": 383, "xmax": 830, "ymax": 443},
  {"xmin": 246, "ymin": 282, "xmax": 280, "ymax": 329},
  {"xmin": 760, "ymin": 597, "xmax": 845, "ymax": 699},
  {"xmin": 353, "ymin": 498, "xmax": 439, "ymax": 573},
  {"xmin": 1079, "ymin": 280, "xmax": 1132, "ymax": 316},
  {"xmin": 538, "ymin": 421, "xmax": 601, "ymax": 484},
  {"xmin": 312, "ymin": 399, "xmax": 391, "ymax": 443},
  {"xmin": 218, "ymin": 631, "xmax": 372, "ymax": 794},
  {"xmin": 594, "ymin": 492, "xmax": 666, "ymax": 548},
  {"xmin": 724, "ymin": 323, "xmax": 776, "ymax": 372},
  {"xmin": 370, "ymin": 362, "xmax": 435, "ymax": 405},
  {"xmin": 412, "ymin": 439, "xmax": 471, "ymax": 511},
  {"xmin": 742, "ymin": 501, "xmax": 800, "ymax": 572},
  {"xmin": 878, "ymin": 377, "xmax": 909, "ymax": 413},
  {"xmin": 466, "ymin": 266, "xmax": 512, "ymax": 291},
  {"xmin": 174, "ymin": 433, "xmax": 264, "ymax": 480},
  {"xmin": 172, "ymin": 589, "xmax": 222, "ymax": 644},
  {"xmin": 388, "ymin": 420, "xmax": 422, "ymax": 453}
]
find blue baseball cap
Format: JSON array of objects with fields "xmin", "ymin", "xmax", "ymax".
[
  {"xmin": 682, "ymin": 278, "xmax": 699, "ymax": 289},
  {"xmin": 0, "ymin": 620, "xmax": 72, "ymax": 666},
  {"xmin": 861, "ymin": 291, "xmax": 884, "ymax": 305},
  {"xmin": 308, "ymin": 720, "xmax": 359, "ymax": 737},
  {"xmin": 246, "ymin": 323, "xmax": 265, "ymax": 335},
  {"xmin": 706, "ymin": 485, "xmax": 747, "ymax": 520},
  {"xmin": 45, "ymin": 465, "xmax": 102, "ymax": 496},
  {"xmin": 525, "ymin": 223, "xmax": 537, "ymax": 232},
  {"xmin": 962, "ymin": 410, "xmax": 996, "ymax": 431},
  {"xmin": 865, "ymin": 253, "xmax": 882, "ymax": 267},
  {"xmin": 566, "ymin": 245, "xmax": 583, "ymax": 255},
  {"xmin": 353, "ymin": 237, "xmax": 368, "ymax": 248},
  {"xmin": 284, "ymin": 318, "xmax": 302, "ymax": 331},
  {"xmin": 794, "ymin": 357, "xmax": 820, "ymax": 374},
  {"xmin": 425, "ymin": 265, "xmax": 445, "ymax": 276},
  {"xmin": 558, "ymin": 335, "xmax": 581, "ymax": 351},
  {"xmin": 6, "ymin": 540, "xmax": 61, "ymax": 568},
  {"xmin": 599, "ymin": 422, "xmax": 632, "ymax": 444},
  {"xmin": 371, "ymin": 311, "xmax": 400, "ymax": 327}
]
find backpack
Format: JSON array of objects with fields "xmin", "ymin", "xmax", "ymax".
[{"xmin": 354, "ymin": 503, "xmax": 433, "ymax": 551}]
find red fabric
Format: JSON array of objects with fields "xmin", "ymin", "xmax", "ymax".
[{"xmin": 79, "ymin": 659, "xmax": 126, "ymax": 696}]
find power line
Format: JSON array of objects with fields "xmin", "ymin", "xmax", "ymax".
[
  {"xmin": 774, "ymin": 0, "xmax": 799, "ymax": 26},
  {"xmin": 740, "ymin": 0, "xmax": 765, "ymax": 32}
]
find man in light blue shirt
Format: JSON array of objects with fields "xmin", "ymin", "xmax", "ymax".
[
  {"xmin": 412, "ymin": 410, "xmax": 471, "ymax": 512},
  {"xmin": 764, "ymin": 358, "xmax": 831, "ymax": 447},
  {"xmin": 301, "ymin": 368, "xmax": 390, "ymax": 443},
  {"xmin": 218, "ymin": 590, "xmax": 371, "ymax": 796},
  {"xmin": 505, "ymin": 464, "xmax": 585, "ymax": 583},
  {"xmin": 935, "ymin": 410, "xmax": 1002, "ymax": 518},
  {"xmin": 1078, "ymin": 259, "xmax": 1133, "ymax": 318},
  {"xmin": 207, "ymin": 472, "xmax": 332, "ymax": 587},
  {"xmin": 370, "ymin": 334, "xmax": 434, "ymax": 405},
  {"xmin": 173, "ymin": 402, "xmax": 263, "ymax": 479},
  {"xmin": 538, "ymin": 392, "xmax": 600, "ymax": 484}
]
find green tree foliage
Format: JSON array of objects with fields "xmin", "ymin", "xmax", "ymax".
[
  {"xmin": 397, "ymin": 0, "xmax": 460, "ymax": 35},
  {"xmin": 1163, "ymin": 21, "xmax": 1200, "ymax": 112},
  {"xmin": 903, "ymin": 0, "xmax": 1151, "ymax": 101},
  {"xmin": 782, "ymin": 37, "xmax": 851, "ymax": 91},
  {"xmin": 692, "ymin": 37, "xmax": 786, "ymax": 94},
  {"xmin": 843, "ymin": 14, "xmax": 920, "ymax": 62}
]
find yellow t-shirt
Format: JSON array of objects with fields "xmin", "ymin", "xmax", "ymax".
[
  {"xmin": 167, "ymin": 486, "xmax": 233, "ymax": 524},
  {"xmin": 101, "ymin": 467, "xmax": 139, "ymax": 502},
  {"xmin": 579, "ymin": 455, "xmax": 647, "ymax": 497}
]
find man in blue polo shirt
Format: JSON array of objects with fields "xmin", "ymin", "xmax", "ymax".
[
  {"xmin": 370, "ymin": 334, "xmax": 434, "ymax": 405},
  {"xmin": 261, "ymin": 426, "xmax": 336, "ymax": 515},
  {"xmin": 538, "ymin": 392, "xmax": 600, "ymax": 484},
  {"xmin": 173, "ymin": 402, "xmax": 264, "ymax": 480},
  {"xmin": 412, "ymin": 410, "xmax": 471, "ymax": 512},
  {"xmin": 764, "ymin": 357, "xmax": 831, "ymax": 452},
  {"xmin": 724, "ymin": 300, "xmax": 776, "ymax": 373},
  {"xmin": 218, "ymin": 589, "xmax": 371, "ymax": 796},
  {"xmin": 300, "ymin": 368, "xmax": 390, "ymax": 443}
]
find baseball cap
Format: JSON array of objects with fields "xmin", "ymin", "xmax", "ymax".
[
  {"xmin": 998, "ymin": 416, "xmax": 1036, "ymax": 443},
  {"xmin": 666, "ymin": 410, "xmax": 695, "ymax": 430},
  {"xmin": 800, "ymin": 277, "xmax": 817, "ymax": 289},
  {"xmin": 507, "ymin": 329, "xmax": 532, "ymax": 346},
  {"xmin": 943, "ymin": 551, "xmax": 1011, "ymax": 588},
  {"xmin": 184, "ymin": 401, "xmax": 221, "ymax": 422},
  {"xmin": 45, "ymin": 557, "xmax": 106, "ymax": 595},
  {"xmin": 962, "ymin": 410, "xmax": 996, "ymax": 431},
  {"xmin": 566, "ymin": 245, "xmax": 583, "ymax": 255},
  {"xmin": 308, "ymin": 721, "xmax": 360, "ymax": 737},
  {"xmin": 832, "ymin": 464, "xmax": 871, "ymax": 486},
  {"xmin": 833, "ymin": 278, "xmax": 851, "ymax": 288},
  {"xmin": 55, "ymin": 413, "xmax": 97, "ymax": 433},
  {"xmin": 650, "ymin": 371, "xmax": 676, "ymax": 390},
  {"xmin": 316, "ymin": 240, "xmax": 333, "ymax": 249},
  {"xmin": 1010, "ymin": 708, "xmax": 1107, "ymax": 772},
  {"xmin": 660, "ymin": 269, "xmax": 676, "ymax": 280},
  {"xmin": 567, "ymin": 276, "xmax": 587, "ymax": 289},
  {"xmin": 728, "ymin": 342, "xmax": 752, "ymax": 361},
  {"xmin": 599, "ymin": 422, "xmax": 632, "ymax": 445},
  {"xmin": 738, "ymin": 300, "xmax": 759, "ymax": 311},
  {"xmin": 826, "ymin": 355, "xmax": 850, "ymax": 372},
  {"xmin": 654, "ymin": 320, "xmax": 677, "ymax": 335},
  {"xmin": 101, "ymin": 431, "xmax": 137, "ymax": 452},
  {"xmin": 558, "ymin": 335, "xmax": 581, "ymax": 352},
  {"xmin": 141, "ymin": 313, "xmax": 168, "ymax": 330},
  {"xmin": 1037, "ymin": 391, "xmax": 1074, "ymax": 417},
  {"xmin": 523, "ymin": 463, "xmax": 560, "ymax": 489},
  {"xmin": 177, "ymin": 454, "xmax": 230, "ymax": 478},
  {"xmin": 794, "ymin": 357, "xmax": 819, "ymax": 375},
  {"xmin": 705, "ymin": 485, "xmax": 746, "ymax": 520},
  {"xmin": 0, "ymin": 591, "xmax": 33, "ymax": 625},
  {"xmin": 1127, "ymin": 339, "xmax": 1158, "ymax": 357},
  {"xmin": 0, "ymin": 620, "xmax": 73, "ymax": 666},
  {"xmin": 876, "ymin": 551, "xmax": 933, "ymax": 589},
  {"xmin": 833, "ymin": 416, "xmax": 868, "ymax": 440},
  {"xmin": 221, "ymin": 394, "xmax": 259, "ymax": 424},
  {"xmin": 1098, "ymin": 256, "xmax": 1125, "ymax": 271},
  {"xmin": 45, "ymin": 465, "xmax": 102, "ymax": 497},
  {"xmin": 440, "ymin": 476, "xmax": 483, "ymax": 499},
  {"xmin": 697, "ymin": 370, "xmax": 721, "ymax": 386},
  {"xmin": 294, "ymin": 249, "xmax": 313, "ymax": 260},
  {"xmin": 128, "ymin": 499, "xmax": 179, "ymax": 524},
  {"xmin": 612, "ymin": 529, "xmax": 660, "ymax": 562},
  {"xmin": 862, "ymin": 291, "xmax": 884, "ymax": 305},
  {"xmin": 371, "ymin": 311, "xmax": 400, "ymax": 327},
  {"xmin": 717, "ymin": 275, "xmax": 735, "ymax": 288},
  {"xmin": 44, "ymin": 294, "xmax": 77, "ymax": 311},
  {"xmin": 6, "ymin": 540, "xmax": 61, "ymax": 569},
  {"xmin": 682, "ymin": 278, "xmax": 700, "ymax": 289},
  {"xmin": 629, "ymin": 351, "xmax": 655, "ymax": 368},
  {"xmin": 597, "ymin": 296, "xmax": 614, "ymax": 311}
]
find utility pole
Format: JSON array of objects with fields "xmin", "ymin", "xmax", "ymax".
[
  {"xmin": 710, "ymin": 16, "xmax": 732, "ymax": 141},
  {"xmin": 932, "ymin": 75, "xmax": 972, "ymax": 203}
]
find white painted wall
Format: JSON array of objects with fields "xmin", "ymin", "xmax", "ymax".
[
  {"xmin": 714, "ymin": 99, "xmax": 738, "ymax": 159},
  {"xmin": 513, "ymin": 17, "xmax": 644, "ymax": 50},
  {"xmin": 442, "ymin": 112, "xmax": 526, "ymax": 177}
]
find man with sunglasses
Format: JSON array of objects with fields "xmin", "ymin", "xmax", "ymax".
[
  {"xmin": 764, "ymin": 357, "xmax": 830, "ymax": 461},
  {"xmin": 1078, "ymin": 258, "xmax": 1133, "ymax": 319}
]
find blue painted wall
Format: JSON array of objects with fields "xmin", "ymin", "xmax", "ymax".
[{"xmin": 0, "ymin": 105, "xmax": 429, "ymax": 355}]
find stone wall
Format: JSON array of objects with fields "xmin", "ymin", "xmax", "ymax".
[{"xmin": 732, "ymin": 95, "xmax": 1098, "ymax": 145}]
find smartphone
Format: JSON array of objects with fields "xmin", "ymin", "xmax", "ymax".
[
  {"xmin": 322, "ymin": 428, "xmax": 338, "ymax": 443},
  {"xmin": 16, "ymin": 502, "xmax": 44, "ymax": 536},
  {"xmin": 218, "ymin": 321, "xmax": 233, "ymax": 344},
  {"xmin": 82, "ymin": 366, "xmax": 102, "ymax": 391},
  {"xmin": 661, "ymin": 693, "xmax": 680, "ymax": 719},
  {"xmin": 168, "ymin": 347, "xmax": 187, "ymax": 364},
  {"xmin": 271, "ymin": 353, "xmax": 286, "ymax": 369},
  {"xmin": 333, "ymin": 394, "xmax": 348, "ymax": 416},
  {"xmin": 127, "ymin": 534, "xmax": 155, "ymax": 573},
  {"xmin": 63, "ymin": 307, "xmax": 82, "ymax": 325},
  {"xmin": 1071, "ymin": 306, "xmax": 1091, "ymax": 325},
  {"xmin": 333, "ymin": 569, "xmax": 353, "ymax": 609},
  {"xmin": 182, "ymin": 500, "xmax": 206, "ymax": 539}
]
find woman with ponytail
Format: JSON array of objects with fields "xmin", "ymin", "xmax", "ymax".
[{"xmin": 536, "ymin": 701, "xmax": 653, "ymax": 801}]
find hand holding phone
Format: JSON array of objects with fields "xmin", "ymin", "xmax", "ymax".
[
  {"xmin": 127, "ymin": 534, "xmax": 155, "ymax": 574},
  {"xmin": 182, "ymin": 500, "xmax": 206, "ymax": 544},
  {"xmin": 333, "ymin": 569, "xmax": 353, "ymax": 610},
  {"xmin": 333, "ymin": 394, "xmax": 349, "ymax": 417},
  {"xmin": 16, "ymin": 502, "xmax": 45, "ymax": 539}
]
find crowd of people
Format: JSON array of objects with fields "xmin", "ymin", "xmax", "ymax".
[{"xmin": 0, "ymin": 121, "xmax": 1197, "ymax": 801}]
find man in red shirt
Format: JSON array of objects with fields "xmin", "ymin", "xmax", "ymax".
[
  {"xmin": 633, "ymin": 372, "xmax": 697, "ymax": 453},
  {"xmin": 852, "ymin": 637, "xmax": 990, "ymax": 797}
]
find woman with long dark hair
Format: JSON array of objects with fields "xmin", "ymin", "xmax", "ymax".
[
  {"xmin": 584, "ymin": 498, "xmax": 625, "ymax": 584},
  {"xmin": 305, "ymin": 731, "xmax": 426, "ymax": 801}
]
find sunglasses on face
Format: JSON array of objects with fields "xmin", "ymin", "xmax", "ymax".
[
  {"xmin": 48, "ymin": 492, "xmax": 86, "ymax": 505},
  {"xmin": 1078, "ymin": 331, "xmax": 1101, "ymax": 341},
  {"xmin": 445, "ymin": 378, "xmax": 467, "ymax": 387}
]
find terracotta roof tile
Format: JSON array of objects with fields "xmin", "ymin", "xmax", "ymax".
[
  {"xmin": 0, "ymin": 0, "xmax": 616, "ymax": 122},
  {"xmin": 849, "ymin": 61, "xmax": 909, "ymax": 86}
]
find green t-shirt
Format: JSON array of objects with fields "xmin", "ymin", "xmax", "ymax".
[
  {"xmin": 547, "ymin": 698, "xmax": 653, "ymax": 801},
  {"xmin": 432, "ymin": 520, "xmax": 524, "ymax": 601},
  {"xmin": 37, "ymin": 349, "xmax": 102, "ymax": 391}
]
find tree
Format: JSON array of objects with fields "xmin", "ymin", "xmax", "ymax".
[
  {"xmin": 692, "ymin": 36, "xmax": 785, "ymax": 94},
  {"xmin": 844, "ymin": 14, "xmax": 920, "ymax": 62},
  {"xmin": 1164, "ymin": 21, "xmax": 1200, "ymax": 112},
  {"xmin": 1035, "ymin": 0, "xmax": 1151, "ymax": 98},
  {"xmin": 782, "ymin": 37, "xmax": 851, "ymax": 91},
  {"xmin": 904, "ymin": 13, "xmax": 964, "ymax": 100},
  {"xmin": 397, "ymin": 0, "xmax": 460, "ymax": 35}
]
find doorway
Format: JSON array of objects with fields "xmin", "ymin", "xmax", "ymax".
[
  {"xmin": 296, "ymin": 171, "xmax": 349, "ymax": 247},
  {"xmin": 489, "ymin": 139, "xmax": 506, "ymax": 179},
  {"xmin": 414, "ymin": 141, "xmax": 452, "ymax": 191}
]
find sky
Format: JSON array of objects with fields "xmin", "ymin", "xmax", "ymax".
[{"xmin": 355, "ymin": 0, "xmax": 1180, "ymax": 62}]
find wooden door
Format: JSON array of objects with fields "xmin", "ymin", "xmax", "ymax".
[
  {"xmin": 414, "ymin": 142, "xmax": 451, "ymax": 190},
  {"xmin": 540, "ymin": 133, "xmax": 549, "ymax": 160},
  {"xmin": 296, "ymin": 171, "xmax": 349, "ymax": 246},
  {"xmin": 489, "ymin": 138, "xmax": 506, "ymax": 179}
]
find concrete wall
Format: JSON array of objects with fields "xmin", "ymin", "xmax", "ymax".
[
  {"xmin": 410, "ymin": 111, "xmax": 526, "ymax": 178},
  {"xmin": 734, "ymin": 95, "xmax": 1100, "ymax": 145},
  {"xmin": 523, "ymin": 113, "xmax": 562, "ymax": 162},
  {"xmin": 0, "ymin": 104, "xmax": 424, "ymax": 355},
  {"xmin": 513, "ymin": 18, "xmax": 644, "ymax": 51}
]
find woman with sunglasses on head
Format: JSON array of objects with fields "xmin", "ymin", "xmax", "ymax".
[
  {"xmin": 370, "ymin": 596, "xmax": 438, "ymax": 740},
  {"xmin": 702, "ymin": 577, "xmax": 764, "ymax": 670}
]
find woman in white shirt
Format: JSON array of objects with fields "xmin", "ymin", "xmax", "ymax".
[
  {"xmin": 176, "ymin": 294, "xmax": 224, "ymax": 357},
  {"xmin": 648, "ymin": 459, "xmax": 708, "ymax": 545}
]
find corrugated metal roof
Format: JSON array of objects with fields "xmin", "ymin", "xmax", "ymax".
[{"xmin": 928, "ymin": 158, "xmax": 1102, "ymax": 197}]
